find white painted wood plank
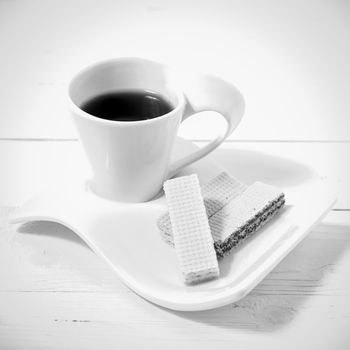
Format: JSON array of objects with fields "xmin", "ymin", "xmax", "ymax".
[
  {"xmin": 1, "ymin": 0, "xmax": 350, "ymax": 140},
  {"xmin": 1, "ymin": 207, "xmax": 350, "ymax": 349},
  {"xmin": 1, "ymin": 293, "xmax": 350, "ymax": 349},
  {"xmin": 0, "ymin": 140, "xmax": 349, "ymax": 210}
]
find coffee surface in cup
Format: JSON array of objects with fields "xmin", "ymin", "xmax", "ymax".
[{"xmin": 80, "ymin": 90, "xmax": 173, "ymax": 122}]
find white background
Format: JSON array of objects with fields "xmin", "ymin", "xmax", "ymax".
[{"xmin": 1, "ymin": 0, "xmax": 350, "ymax": 141}]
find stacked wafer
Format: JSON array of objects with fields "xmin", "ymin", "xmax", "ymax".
[{"xmin": 161, "ymin": 172, "xmax": 285, "ymax": 284}]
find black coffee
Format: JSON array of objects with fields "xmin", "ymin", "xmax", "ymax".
[{"xmin": 80, "ymin": 90, "xmax": 174, "ymax": 122}]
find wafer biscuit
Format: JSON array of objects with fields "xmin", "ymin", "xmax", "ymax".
[
  {"xmin": 163, "ymin": 174, "xmax": 219, "ymax": 284},
  {"xmin": 211, "ymin": 182, "xmax": 285, "ymax": 257},
  {"xmin": 160, "ymin": 174, "xmax": 285, "ymax": 258}
]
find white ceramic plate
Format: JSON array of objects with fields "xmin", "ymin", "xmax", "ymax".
[{"xmin": 9, "ymin": 138, "xmax": 336, "ymax": 311}]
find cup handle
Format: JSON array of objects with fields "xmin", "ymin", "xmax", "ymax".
[{"xmin": 167, "ymin": 72, "xmax": 245, "ymax": 178}]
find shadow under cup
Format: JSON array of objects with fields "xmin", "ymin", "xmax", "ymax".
[{"xmin": 68, "ymin": 58, "xmax": 185, "ymax": 202}]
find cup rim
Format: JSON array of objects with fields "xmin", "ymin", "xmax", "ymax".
[{"xmin": 67, "ymin": 57, "xmax": 185, "ymax": 127}]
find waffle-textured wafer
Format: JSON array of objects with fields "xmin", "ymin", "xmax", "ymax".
[
  {"xmin": 163, "ymin": 174, "xmax": 219, "ymax": 284},
  {"xmin": 159, "ymin": 174, "xmax": 285, "ymax": 258},
  {"xmin": 211, "ymin": 182, "xmax": 285, "ymax": 257},
  {"xmin": 158, "ymin": 172, "xmax": 247, "ymax": 245}
]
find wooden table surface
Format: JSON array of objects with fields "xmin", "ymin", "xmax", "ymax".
[{"xmin": 1, "ymin": 1, "xmax": 350, "ymax": 349}]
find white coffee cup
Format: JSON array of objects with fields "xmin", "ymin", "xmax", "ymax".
[{"xmin": 68, "ymin": 57, "xmax": 244, "ymax": 202}]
